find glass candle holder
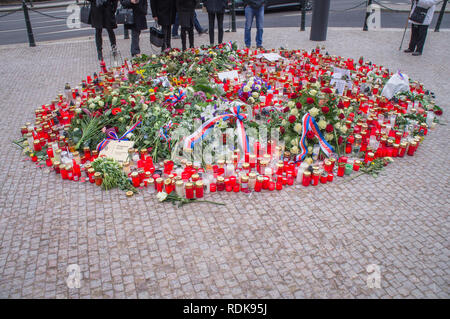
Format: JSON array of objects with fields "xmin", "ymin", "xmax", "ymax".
[
  {"xmin": 337, "ymin": 163, "xmax": 346, "ymax": 177},
  {"xmin": 195, "ymin": 181, "xmax": 204, "ymax": 198},
  {"xmin": 302, "ymin": 171, "xmax": 311, "ymax": 187},
  {"xmin": 94, "ymin": 172, "xmax": 102, "ymax": 186},
  {"xmin": 185, "ymin": 182, "xmax": 194, "ymax": 199},
  {"xmin": 255, "ymin": 176, "xmax": 263, "ymax": 192}
]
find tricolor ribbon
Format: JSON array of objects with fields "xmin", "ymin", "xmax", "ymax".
[
  {"xmin": 96, "ymin": 120, "xmax": 142, "ymax": 152},
  {"xmin": 295, "ymin": 113, "xmax": 335, "ymax": 162},
  {"xmin": 159, "ymin": 120, "xmax": 177, "ymax": 149},
  {"xmin": 165, "ymin": 88, "xmax": 186, "ymax": 106},
  {"xmin": 183, "ymin": 105, "xmax": 250, "ymax": 154}
]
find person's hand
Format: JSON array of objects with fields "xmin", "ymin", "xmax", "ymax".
[{"xmin": 131, "ymin": 0, "xmax": 139, "ymax": 4}]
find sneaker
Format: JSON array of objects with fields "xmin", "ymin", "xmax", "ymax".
[
  {"xmin": 172, "ymin": 34, "xmax": 180, "ymax": 39},
  {"xmin": 403, "ymin": 49, "xmax": 414, "ymax": 53},
  {"xmin": 111, "ymin": 45, "xmax": 118, "ymax": 58},
  {"xmin": 412, "ymin": 52, "xmax": 422, "ymax": 56}
]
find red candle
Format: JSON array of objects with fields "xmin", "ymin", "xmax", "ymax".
[
  {"xmin": 311, "ymin": 171, "xmax": 319, "ymax": 186},
  {"xmin": 210, "ymin": 183, "xmax": 217, "ymax": 192},
  {"xmin": 337, "ymin": 163, "xmax": 345, "ymax": 177},
  {"xmin": 327, "ymin": 173, "xmax": 334, "ymax": 182},
  {"xmin": 254, "ymin": 176, "xmax": 263, "ymax": 192},
  {"xmin": 195, "ymin": 181, "xmax": 204, "ymax": 198},
  {"xmin": 353, "ymin": 160, "xmax": 361, "ymax": 171},
  {"xmin": 407, "ymin": 142, "xmax": 417, "ymax": 156},
  {"xmin": 185, "ymin": 182, "xmax": 194, "ymax": 199},
  {"xmin": 155, "ymin": 178, "xmax": 164, "ymax": 192},
  {"xmin": 276, "ymin": 182, "xmax": 283, "ymax": 190},
  {"xmin": 131, "ymin": 172, "xmax": 140, "ymax": 188},
  {"xmin": 302, "ymin": 171, "xmax": 311, "ymax": 187},
  {"xmin": 320, "ymin": 174, "xmax": 328, "ymax": 184}
]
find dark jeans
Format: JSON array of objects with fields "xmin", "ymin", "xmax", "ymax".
[
  {"xmin": 408, "ymin": 24, "xmax": 428, "ymax": 53},
  {"xmin": 244, "ymin": 5, "xmax": 264, "ymax": 47},
  {"xmin": 208, "ymin": 12, "xmax": 224, "ymax": 45},
  {"xmin": 130, "ymin": 28, "xmax": 141, "ymax": 56},
  {"xmin": 172, "ymin": 12, "xmax": 203, "ymax": 36},
  {"xmin": 161, "ymin": 25, "xmax": 171, "ymax": 52},
  {"xmin": 181, "ymin": 26, "xmax": 194, "ymax": 50},
  {"xmin": 95, "ymin": 28, "xmax": 116, "ymax": 53}
]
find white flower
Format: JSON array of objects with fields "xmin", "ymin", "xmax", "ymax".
[
  {"xmin": 340, "ymin": 126, "xmax": 348, "ymax": 134},
  {"xmin": 309, "ymin": 89, "xmax": 318, "ymax": 96},
  {"xmin": 112, "ymin": 97, "xmax": 118, "ymax": 105},
  {"xmin": 290, "ymin": 108, "xmax": 299, "ymax": 116},
  {"xmin": 252, "ymin": 92, "xmax": 259, "ymax": 98},
  {"xmin": 308, "ymin": 146, "xmax": 313, "ymax": 153},
  {"xmin": 287, "ymin": 101, "xmax": 295, "ymax": 109},
  {"xmin": 243, "ymin": 86, "xmax": 251, "ymax": 93},
  {"xmin": 98, "ymin": 100, "xmax": 104, "ymax": 107},
  {"xmin": 156, "ymin": 192, "xmax": 168, "ymax": 202},
  {"xmin": 291, "ymin": 138, "xmax": 299, "ymax": 146},
  {"xmin": 281, "ymin": 119, "xmax": 287, "ymax": 126},
  {"xmin": 247, "ymin": 97, "xmax": 255, "ymax": 104},
  {"xmin": 94, "ymin": 96, "xmax": 101, "ymax": 102},
  {"xmin": 294, "ymin": 123, "xmax": 302, "ymax": 134},
  {"xmin": 290, "ymin": 146, "xmax": 299, "ymax": 154},
  {"xmin": 325, "ymin": 133, "xmax": 334, "ymax": 141},
  {"xmin": 309, "ymin": 107, "xmax": 319, "ymax": 117},
  {"xmin": 334, "ymin": 122, "xmax": 341, "ymax": 130},
  {"xmin": 318, "ymin": 119, "xmax": 327, "ymax": 130},
  {"xmin": 89, "ymin": 103, "xmax": 96, "ymax": 110},
  {"xmin": 201, "ymin": 106, "xmax": 215, "ymax": 120}
]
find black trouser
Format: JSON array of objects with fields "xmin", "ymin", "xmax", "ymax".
[
  {"xmin": 130, "ymin": 28, "xmax": 141, "ymax": 56},
  {"xmin": 95, "ymin": 28, "xmax": 116, "ymax": 54},
  {"xmin": 181, "ymin": 26, "xmax": 194, "ymax": 51},
  {"xmin": 408, "ymin": 24, "xmax": 428, "ymax": 53},
  {"xmin": 161, "ymin": 25, "xmax": 171, "ymax": 52},
  {"xmin": 208, "ymin": 12, "xmax": 224, "ymax": 45}
]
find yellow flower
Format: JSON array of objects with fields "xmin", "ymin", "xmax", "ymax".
[
  {"xmin": 290, "ymin": 146, "xmax": 299, "ymax": 154},
  {"xmin": 294, "ymin": 123, "xmax": 302, "ymax": 134},
  {"xmin": 325, "ymin": 133, "xmax": 334, "ymax": 141}
]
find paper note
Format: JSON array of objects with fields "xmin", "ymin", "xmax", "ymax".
[
  {"xmin": 333, "ymin": 67, "xmax": 351, "ymax": 79},
  {"xmin": 218, "ymin": 70, "xmax": 239, "ymax": 81},
  {"xmin": 262, "ymin": 53, "xmax": 283, "ymax": 62},
  {"xmin": 99, "ymin": 140, "xmax": 134, "ymax": 163},
  {"xmin": 330, "ymin": 79, "xmax": 348, "ymax": 96}
]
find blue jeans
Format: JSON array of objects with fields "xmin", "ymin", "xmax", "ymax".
[
  {"xmin": 172, "ymin": 12, "xmax": 203, "ymax": 36},
  {"xmin": 244, "ymin": 5, "xmax": 264, "ymax": 47}
]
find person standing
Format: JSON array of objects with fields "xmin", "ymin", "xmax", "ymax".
[
  {"xmin": 121, "ymin": 0, "xmax": 148, "ymax": 57},
  {"xmin": 150, "ymin": 0, "xmax": 176, "ymax": 52},
  {"xmin": 204, "ymin": 0, "xmax": 227, "ymax": 45},
  {"xmin": 243, "ymin": 0, "xmax": 265, "ymax": 49},
  {"xmin": 404, "ymin": 0, "xmax": 438, "ymax": 56},
  {"xmin": 172, "ymin": 12, "xmax": 208, "ymax": 39},
  {"xmin": 175, "ymin": 0, "xmax": 196, "ymax": 51},
  {"xmin": 89, "ymin": 0, "xmax": 119, "ymax": 61}
]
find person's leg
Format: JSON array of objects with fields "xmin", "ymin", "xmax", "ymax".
[
  {"xmin": 131, "ymin": 28, "xmax": 141, "ymax": 56},
  {"xmin": 162, "ymin": 25, "xmax": 171, "ymax": 52},
  {"xmin": 107, "ymin": 28, "xmax": 116, "ymax": 47},
  {"xmin": 208, "ymin": 12, "xmax": 215, "ymax": 44},
  {"xmin": 181, "ymin": 27, "xmax": 187, "ymax": 51},
  {"xmin": 194, "ymin": 11, "xmax": 206, "ymax": 34},
  {"xmin": 244, "ymin": 6, "xmax": 253, "ymax": 48},
  {"xmin": 255, "ymin": 5, "xmax": 264, "ymax": 48},
  {"xmin": 95, "ymin": 28, "xmax": 103, "ymax": 60},
  {"xmin": 407, "ymin": 24, "xmax": 419, "ymax": 52},
  {"xmin": 217, "ymin": 13, "xmax": 224, "ymax": 44},
  {"xmin": 415, "ymin": 25, "xmax": 428, "ymax": 54},
  {"xmin": 172, "ymin": 14, "xmax": 179, "ymax": 37},
  {"xmin": 188, "ymin": 25, "xmax": 194, "ymax": 48}
]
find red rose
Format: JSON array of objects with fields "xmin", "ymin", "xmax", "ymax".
[
  {"xmin": 306, "ymin": 97, "xmax": 315, "ymax": 104},
  {"xmin": 296, "ymin": 102, "xmax": 302, "ymax": 109},
  {"xmin": 338, "ymin": 113, "xmax": 345, "ymax": 120},
  {"xmin": 291, "ymin": 93, "xmax": 298, "ymax": 99},
  {"xmin": 325, "ymin": 124, "xmax": 334, "ymax": 133},
  {"xmin": 321, "ymin": 106, "xmax": 330, "ymax": 114},
  {"xmin": 337, "ymin": 101, "xmax": 345, "ymax": 109},
  {"xmin": 310, "ymin": 78, "xmax": 317, "ymax": 83},
  {"xmin": 338, "ymin": 136, "xmax": 344, "ymax": 145},
  {"xmin": 322, "ymin": 87, "xmax": 332, "ymax": 94},
  {"xmin": 283, "ymin": 107, "xmax": 290, "ymax": 113},
  {"xmin": 434, "ymin": 109, "xmax": 443, "ymax": 116},
  {"xmin": 288, "ymin": 115, "xmax": 297, "ymax": 123},
  {"xmin": 280, "ymin": 126, "xmax": 285, "ymax": 135},
  {"xmin": 306, "ymin": 131, "xmax": 315, "ymax": 139}
]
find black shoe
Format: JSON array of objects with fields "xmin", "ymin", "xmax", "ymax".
[
  {"xmin": 97, "ymin": 50, "xmax": 103, "ymax": 61},
  {"xmin": 198, "ymin": 28, "xmax": 208, "ymax": 35},
  {"xmin": 412, "ymin": 52, "xmax": 422, "ymax": 56},
  {"xmin": 404, "ymin": 49, "xmax": 414, "ymax": 53},
  {"xmin": 111, "ymin": 45, "xmax": 118, "ymax": 58},
  {"xmin": 172, "ymin": 34, "xmax": 180, "ymax": 39}
]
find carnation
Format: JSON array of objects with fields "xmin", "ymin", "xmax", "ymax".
[
  {"xmin": 321, "ymin": 106, "xmax": 330, "ymax": 114},
  {"xmin": 288, "ymin": 115, "xmax": 297, "ymax": 123},
  {"xmin": 338, "ymin": 112, "xmax": 345, "ymax": 120},
  {"xmin": 309, "ymin": 107, "xmax": 319, "ymax": 117},
  {"xmin": 337, "ymin": 101, "xmax": 345, "ymax": 109},
  {"xmin": 306, "ymin": 131, "xmax": 315, "ymax": 139},
  {"xmin": 322, "ymin": 87, "xmax": 333, "ymax": 94},
  {"xmin": 325, "ymin": 124, "xmax": 334, "ymax": 133},
  {"xmin": 318, "ymin": 119, "xmax": 327, "ymax": 130},
  {"xmin": 296, "ymin": 102, "xmax": 302, "ymax": 109},
  {"xmin": 306, "ymin": 97, "xmax": 315, "ymax": 104},
  {"xmin": 294, "ymin": 123, "xmax": 302, "ymax": 134}
]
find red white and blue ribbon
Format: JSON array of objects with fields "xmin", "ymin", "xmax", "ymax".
[
  {"xmin": 159, "ymin": 120, "xmax": 177, "ymax": 149},
  {"xmin": 96, "ymin": 121, "xmax": 142, "ymax": 152},
  {"xmin": 295, "ymin": 113, "xmax": 335, "ymax": 162},
  {"xmin": 183, "ymin": 105, "xmax": 250, "ymax": 154},
  {"xmin": 165, "ymin": 88, "xmax": 186, "ymax": 106}
]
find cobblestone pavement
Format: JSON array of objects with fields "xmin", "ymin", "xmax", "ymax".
[{"xmin": 0, "ymin": 28, "xmax": 448, "ymax": 298}]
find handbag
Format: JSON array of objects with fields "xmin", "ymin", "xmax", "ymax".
[
  {"xmin": 409, "ymin": 5, "xmax": 429, "ymax": 24},
  {"xmin": 150, "ymin": 24, "xmax": 164, "ymax": 48},
  {"xmin": 80, "ymin": 1, "xmax": 91, "ymax": 25},
  {"xmin": 116, "ymin": 4, "xmax": 134, "ymax": 25}
]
